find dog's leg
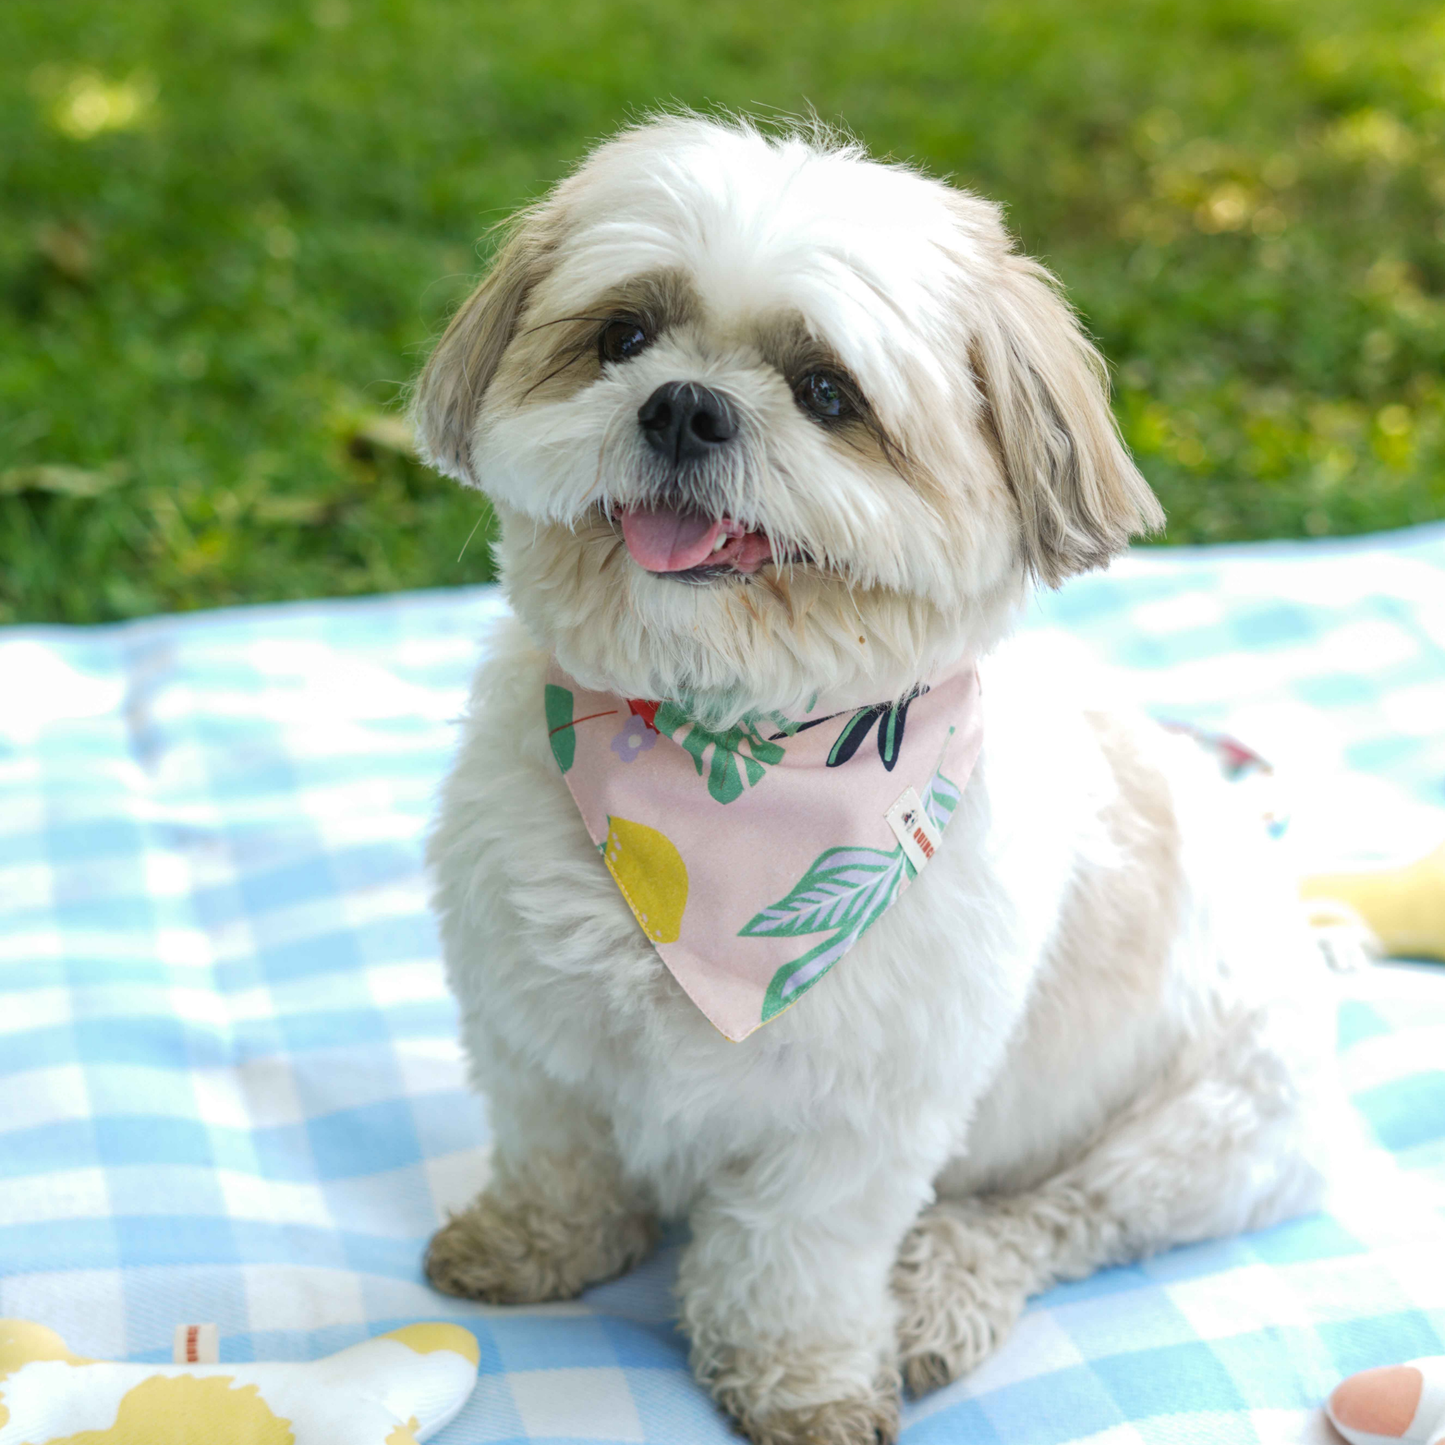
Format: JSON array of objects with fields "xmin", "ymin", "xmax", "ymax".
[
  {"xmin": 680, "ymin": 1143, "xmax": 944, "ymax": 1445},
  {"xmin": 425, "ymin": 1061, "xmax": 656, "ymax": 1304},
  {"xmin": 894, "ymin": 1013, "xmax": 1326, "ymax": 1394}
]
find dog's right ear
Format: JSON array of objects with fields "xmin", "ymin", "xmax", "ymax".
[{"xmin": 412, "ymin": 206, "xmax": 559, "ymax": 484}]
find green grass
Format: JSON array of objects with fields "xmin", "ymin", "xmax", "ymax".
[{"xmin": 5, "ymin": 0, "xmax": 1445, "ymax": 623}]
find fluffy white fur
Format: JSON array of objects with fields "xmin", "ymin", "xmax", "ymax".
[{"xmin": 413, "ymin": 116, "xmax": 1338, "ymax": 1444}]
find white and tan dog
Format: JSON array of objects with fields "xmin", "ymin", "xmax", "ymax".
[{"xmin": 413, "ymin": 116, "xmax": 1334, "ymax": 1444}]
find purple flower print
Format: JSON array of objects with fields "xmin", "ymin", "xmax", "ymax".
[{"xmin": 611, "ymin": 714, "xmax": 658, "ymax": 762}]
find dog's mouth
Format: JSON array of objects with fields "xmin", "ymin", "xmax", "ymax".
[{"xmin": 615, "ymin": 504, "xmax": 773, "ymax": 581}]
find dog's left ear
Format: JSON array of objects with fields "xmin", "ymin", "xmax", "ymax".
[
  {"xmin": 972, "ymin": 253, "xmax": 1164, "ymax": 585},
  {"xmin": 411, "ymin": 204, "xmax": 560, "ymax": 485}
]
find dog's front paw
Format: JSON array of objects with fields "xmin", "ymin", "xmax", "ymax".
[
  {"xmin": 722, "ymin": 1390, "xmax": 900, "ymax": 1445},
  {"xmin": 892, "ymin": 1204, "xmax": 1032, "ymax": 1396},
  {"xmin": 425, "ymin": 1180, "xmax": 655, "ymax": 1304},
  {"xmin": 698, "ymin": 1342, "xmax": 900, "ymax": 1445}
]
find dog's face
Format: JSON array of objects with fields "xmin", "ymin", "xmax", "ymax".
[{"xmin": 414, "ymin": 117, "xmax": 1161, "ymax": 723}]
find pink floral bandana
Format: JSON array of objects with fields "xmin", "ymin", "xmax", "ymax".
[{"xmin": 545, "ymin": 661, "xmax": 984, "ymax": 1041}]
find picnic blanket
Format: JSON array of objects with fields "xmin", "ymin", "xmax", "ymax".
[{"xmin": 2, "ymin": 522, "xmax": 1444, "ymax": 1444}]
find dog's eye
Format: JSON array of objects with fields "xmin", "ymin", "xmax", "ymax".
[
  {"xmin": 599, "ymin": 318, "xmax": 650, "ymax": 365},
  {"xmin": 796, "ymin": 371, "xmax": 853, "ymax": 421}
]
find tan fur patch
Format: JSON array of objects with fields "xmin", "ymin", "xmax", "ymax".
[
  {"xmin": 492, "ymin": 267, "xmax": 702, "ymax": 411},
  {"xmin": 967, "ymin": 244, "xmax": 1164, "ymax": 584},
  {"xmin": 751, "ymin": 309, "xmax": 909, "ymax": 475},
  {"xmin": 412, "ymin": 204, "xmax": 566, "ymax": 481},
  {"xmin": 426, "ymin": 1148, "xmax": 656, "ymax": 1305}
]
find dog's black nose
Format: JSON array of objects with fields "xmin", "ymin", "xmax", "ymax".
[{"xmin": 638, "ymin": 382, "xmax": 737, "ymax": 463}]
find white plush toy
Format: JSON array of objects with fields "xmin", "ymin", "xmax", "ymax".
[{"xmin": 0, "ymin": 1318, "xmax": 479, "ymax": 1443}]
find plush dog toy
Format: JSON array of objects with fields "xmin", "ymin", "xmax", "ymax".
[
  {"xmin": 1329, "ymin": 1357, "xmax": 1445, "ymax": 1444},
  {"xmin": 0, "ymin": 1318, "xmax": 479, "ymax": 1443}
]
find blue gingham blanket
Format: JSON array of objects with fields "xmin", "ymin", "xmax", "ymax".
[{"xmin": 3, "ymin": 523, "xmax": 1444, "ymax": 1444}]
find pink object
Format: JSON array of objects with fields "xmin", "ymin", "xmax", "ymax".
[
  {"xmin": 619, "ymin": 506, "xmax": 773, "ymax": 574},
  {"xmin": 1328, "ymin": 1357, "xmax": 1445, "ymax": 1445},
  {"xmin": 544, "ymin": 660, "xmax": 984, "ymax": 1041},
  {"xmin": 171, "ymin": 1322, "xmax": 219, "ymax": 1363}
]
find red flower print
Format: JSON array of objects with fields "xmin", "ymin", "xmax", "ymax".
[{"xmin": 627, "ymin": 699, "xmax": 661, "ymax": 733}]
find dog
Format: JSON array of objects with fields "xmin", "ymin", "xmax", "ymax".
[{"xmin": 411, "ymin": 115, "xmax": 1335, "ymax": 1444}]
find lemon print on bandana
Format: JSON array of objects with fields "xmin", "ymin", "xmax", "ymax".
[{"xmin": 604, "ymin": 816, "xmax": 688, "ymax": 942}]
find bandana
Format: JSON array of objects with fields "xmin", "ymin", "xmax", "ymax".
[{"xmin": 544, "ymin": 660, "xmax": 984, "ymax": 1041}]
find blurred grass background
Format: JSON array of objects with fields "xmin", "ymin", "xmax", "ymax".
[{"xmin": 5, "ymin": 0, "xmax": 1445, "ymax": 624}]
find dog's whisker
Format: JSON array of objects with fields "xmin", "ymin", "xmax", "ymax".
[
  {"xmin": 520, "ymin": 314, "xmax": 616, "ymax": 338},
  {"xmin": 594, "ymin": 402, "xmax": 635, "ymax": 495},
  {"xmin": 456, "ymin": 509, "xmax": 488, "ymax": 565}
]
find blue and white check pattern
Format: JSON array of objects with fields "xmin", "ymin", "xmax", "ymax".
[{"xmin": 2, "ymin": 523, "xmax": 1444, "ymax": 1443}]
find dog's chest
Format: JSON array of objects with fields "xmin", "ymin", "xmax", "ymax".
[
  {"xmin": 457, "ymin": 705, "xmax": 1034, "ymax": 1149},
  {"xmin": 434, "ymin": 632, "xmax": 1098, "ymax": 1205}
]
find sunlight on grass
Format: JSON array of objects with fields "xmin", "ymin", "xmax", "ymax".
[
  {"xmin": 3, "ymin": 0, "xmax": 1444, "ymax": 623},
  {"xmin": 34, "ymin": 67, "xmax": 157, "ymax": 141}
]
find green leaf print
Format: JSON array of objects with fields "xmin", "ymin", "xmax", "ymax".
[
  {"xmin": 746, "ymin": 845, "xmax": 908, "ymax": 1022},
  {"xmin": 924, "ymin": 768, "xmax": 960, "ymax": 830},
  {"xmin": 745, "ymin": 762, "xmax": 962, "ymax": 1024},
  {"xmin": 827, "ymin": 708, "xmax": 880, "ymax": 768},
  {"xmin": 740, "ymin": 846, "xmax": 905, "ymax": 940},
  {"xmin": 877, "ymin": 702, "xmax": 906, "ymax": 770},
  {"xmin": 760, "ymin": 927, "xmax": 867, "ymax": 1022},
  {"xmin": 653, "ymin": 702, "xmax": 786, "ymax": 804},
  {"xmin": 545, "ymin": 684, "xmax": 576, "ymax": 773},
  {"xmin": 825, "ymin": 692, "xmax": 919, "ymax": 771}
]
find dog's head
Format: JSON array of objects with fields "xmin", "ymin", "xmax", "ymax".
[{"xmin": 414, "ymin": 115, "xmax": 1161, "ymax": 724}]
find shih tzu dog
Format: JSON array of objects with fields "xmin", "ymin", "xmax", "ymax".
[{"xmin": 412, "ymin": 115, "xmax": 1333, "ymax": 1444}]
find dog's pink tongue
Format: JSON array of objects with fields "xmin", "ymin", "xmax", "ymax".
[{"xmin": 620, "ymin": 506, "xmax": 726, "ymax": 572}]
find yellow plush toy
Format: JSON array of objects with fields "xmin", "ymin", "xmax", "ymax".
[
  {"xmin": 1301, "ymin": 841, "xmax": 1445, "ymax": 962},
  {"xmin": 0, "ymin": 1319, "xmax": 479, "ymax": 1444}
]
